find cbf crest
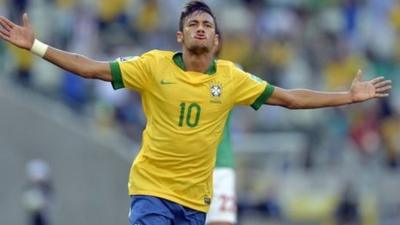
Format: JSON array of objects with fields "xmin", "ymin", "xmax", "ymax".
[{"xmin": 210, "ymin": 82, "xmax": 222, "ymax": 103}]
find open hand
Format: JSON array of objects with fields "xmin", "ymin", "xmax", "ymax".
[
  {"xmin": 0, "ymin": 13, "xmax": 35, "ymax": 50},
  {"xmin": 350, "ymin": 70, "xmax": 392, "ymax": 102}
]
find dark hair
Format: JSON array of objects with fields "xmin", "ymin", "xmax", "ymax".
[{"xmin": 179, "ymin": 1, "xmax": 218, "ymax": 32}]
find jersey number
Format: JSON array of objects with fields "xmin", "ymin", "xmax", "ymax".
[{"xmin": 178, "ymin": 102, "xmax": 201, "ymax": 127}]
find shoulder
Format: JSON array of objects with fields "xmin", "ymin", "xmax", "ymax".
[
  {"xmin": 216, "ymin": 59, "xmax": 236, "ymax": 70},
  {"xmin": 135, "ymin": 50, "xmax": 175, "ymax": 68},
  {"xmin": 216, "ymin": 59, "xmax": 247, "ymax": 77},
  {"xmin": 143, "ymin": 49, "xmax": 175, "ymax": 60}
]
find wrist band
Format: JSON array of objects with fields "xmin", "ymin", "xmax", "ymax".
[{"xmin": 30, "ymin": 39, "xmax": 49, "ymax": 57}]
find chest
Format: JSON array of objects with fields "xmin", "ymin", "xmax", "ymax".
[
  {"xmin": 145, "ymin": 68, "xmax": 234, "ymax": 127},
  {"xmin": 153, "ymin": 68, "xmax": 233, "ymax": 106}
]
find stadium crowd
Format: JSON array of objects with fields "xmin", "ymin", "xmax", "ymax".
[{"xmin": 1, "ymin": 0, "xmax": 400, "ymax": 224}]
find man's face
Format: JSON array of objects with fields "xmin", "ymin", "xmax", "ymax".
[{"xmin": 177, "ymin": 12, "xmax": 218, "ymax": 55}]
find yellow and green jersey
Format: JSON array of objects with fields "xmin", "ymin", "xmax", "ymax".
[{"xmin": 109, "ymin": 50, "xmax": 274, "ymax": 212}]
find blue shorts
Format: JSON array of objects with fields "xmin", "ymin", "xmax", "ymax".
[{"xmin": 128, "ymin": 195, "xmax": 206, "ymax": 225}]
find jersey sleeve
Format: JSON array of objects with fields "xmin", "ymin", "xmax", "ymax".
[
  {"xmin": 232, "ymin": 68, "xmax": 275, "ymax": 110},
  {"xmin": 109, "ymin": 51, "xmax": 155, "ymax": 92}
]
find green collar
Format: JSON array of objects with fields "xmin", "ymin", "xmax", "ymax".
[{"xmin": 172, "ymin": 52, "xmax": 216, "ymax": 75}]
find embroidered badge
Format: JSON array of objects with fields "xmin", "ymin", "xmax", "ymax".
[
  {"xmin": 210, "ymin": 83, "xmax": 222, "ymax": 97},
  {"xmin": 209, "ymin": 82, "xmax": 222, "ymax": 104}
]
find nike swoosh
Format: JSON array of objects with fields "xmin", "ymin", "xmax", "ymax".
[{"xmin": 160, "ymin": 80, "xmax": 176, "ymax": 85}]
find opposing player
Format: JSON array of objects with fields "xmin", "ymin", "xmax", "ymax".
[
  {"xmin": 0, "ymin": 1, "xmax": 391, "ymax": 225},
  {"xmin": 206, "ymin": 114, "xmax": 237, "ymax": 225}
]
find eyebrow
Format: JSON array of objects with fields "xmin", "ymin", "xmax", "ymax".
[{"xmin": 186, "ymin": 19, "xmax": 214, "ymax": 26}]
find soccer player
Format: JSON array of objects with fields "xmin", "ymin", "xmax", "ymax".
[{"xmin": 0, "ymin": 1, "xmax": 391, "ymax": 225}]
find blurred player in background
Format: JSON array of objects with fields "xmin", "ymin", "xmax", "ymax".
[
  {"xmin": 207, "ymin": 31, "xmax": 236, "ymax": 225},
  {"xmin": 0, "ymin": 1, "xmax": 391, "ymax": 225},
  {"xmin": 207, "ymin": 114, "xmax": 236, "ymax": 225},
  {"xmin": 22, "ymin": 159, "xmax": 53, "ymax": 225}
]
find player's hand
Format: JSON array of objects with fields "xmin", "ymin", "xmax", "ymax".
[
  {"xmin": 350, "ymin": 69, "xmax": 392, "ymax": 102},
  {"xmin": 0, "ymin": 13, "xmax": 35, "ymax": 50}
]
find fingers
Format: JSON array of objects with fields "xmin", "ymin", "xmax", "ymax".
[
  {"xmin": 376, "ymin": 85, "xmax": 392, "ymax": 93},
  {"xmin": 374, "ymin": 80, "xmax": 391, "ymax": 88},
  {"xmin": 0, "ymin": 16, "xmax": 15, "ymax": 31},
  {"xmin": 0, "ymin": 16, "xmax": 13, "ymax": 41},
  {"xmin": 0, "ymin": 29, "xmax": 10, "ymax": 41},
  {"xmin": 355, "ymin": 69, "xmax": 363, "ymax": 81},
  {"xmin": 373, "ymin": 78, "xmax": 392, "ymax": 96},
  {"xmin": 374, "ymin": 78, "xmax": 391, "ymax": 98},
  {"xmin": 370, "ymin": 76, "xmax": 385, "ymax": 85},
  {"xmin": 0, "ymin": 26, "xmax": 10, "ymax": 37},
  {"xmin": 22, "ymin": 13, "xmax": 30, "ymax": 28},
  {"xmin": 375, "ymin": 93, "xmax": 390, "ymax": 98},
  {"xmin": 0, "ymin": 21, "xmax": 10, "ymax": 40}
]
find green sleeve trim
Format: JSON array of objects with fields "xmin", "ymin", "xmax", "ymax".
[
  {"xmin": 109, "ymin": 61, "xmax": 124, "ymax": 90},
  {"xmin": 251, "ymin": 84, "xmax": 275, "ymax": 110}
]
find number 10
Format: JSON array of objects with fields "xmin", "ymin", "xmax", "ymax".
[{"xmin": 179, "ymin": 102, "xmax": 201, "ymax": 128}]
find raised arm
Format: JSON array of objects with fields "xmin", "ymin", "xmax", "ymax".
[
  {"xmin": 0, "ymin": 13, "xmax": 112, "ymax": 81},
  {"xmin": 266, "ymin": 70, "xmax": 391, "ymax": 109}
]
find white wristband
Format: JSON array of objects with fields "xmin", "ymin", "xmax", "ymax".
[{"xmin": 30, "ymin": 39, "xmax": 49, "ymax": 57}]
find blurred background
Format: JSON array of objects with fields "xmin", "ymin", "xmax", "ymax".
[{"xmin": 1, "ymin": 0, "xmax": 400, "ymax": 224}]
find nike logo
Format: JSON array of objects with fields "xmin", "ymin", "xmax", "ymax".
[{"xmin": 160, "ymin": 80, "xmax": 176, "ymax": 85}]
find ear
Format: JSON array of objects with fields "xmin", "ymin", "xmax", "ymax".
[
  {"xmin": 214, "ymin": 33, "xmax": 219, "ymax": 47},
  {"xmin": 176, "ymin": 31, "xmax": 183, "ymax": 43}
]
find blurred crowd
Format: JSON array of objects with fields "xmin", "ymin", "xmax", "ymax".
[
  {"xmin": 2, "ymin": 0, "xmax": 399, "ymax": 168},
  {"xmin": 1, "ymin": 0, "xmax": 400, "ymax": 224}
]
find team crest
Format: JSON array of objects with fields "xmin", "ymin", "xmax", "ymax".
[
  {"xmin": 209, "ymin": 82, "xmax": 222, "ymax": 104},
  {"xmin": 210, "ymin": 83, "xmax": 222, "ymax": 97}
]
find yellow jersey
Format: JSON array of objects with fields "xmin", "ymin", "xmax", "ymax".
[{"xmin": 109, "ymin": 50, "xmax": 274, "ymax": 212}]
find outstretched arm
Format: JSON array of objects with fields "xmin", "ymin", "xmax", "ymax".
[
  {"xmin": 0, "ymin": 13, "xmax": 112, "ymax": 81},
  {"xmin": 266, "ymin": 70, "xmax": 391, "ymax": 109}
]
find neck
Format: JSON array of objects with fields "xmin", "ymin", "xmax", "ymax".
[{"xmin": 182, "ymin": 49, "xmax": 213, "ymax": 73}]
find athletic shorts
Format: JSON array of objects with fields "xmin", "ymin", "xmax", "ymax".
[
  {"xmin": 129, "ymin": 195, "xmax": 206, "ymax": 225},
  {"xmin": 205, "ymin": 168, "xmax": 236, "ymax": 224}
]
